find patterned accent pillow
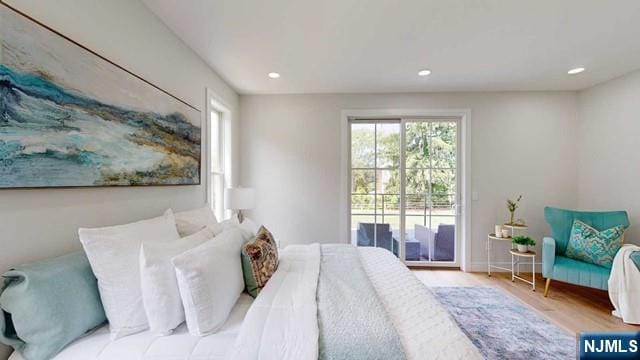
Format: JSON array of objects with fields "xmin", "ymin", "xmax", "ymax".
[
  {"xmin": 241, "ymin": 226, "xmax": 279, "ymax": 297},
  {"xmin": 565, "ymin": 220, "xmax": 624, "ymax": 268}
]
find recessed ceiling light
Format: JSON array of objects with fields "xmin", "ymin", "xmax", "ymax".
[
  {"xmin": 568, "ymin": 67, "xmax": 585, "ymax": 75},
  {"xmin": 268, "ymin": 72, "xmax": 280, "ymax": 79},
  {"xmin": 418, "ymin": 69, "xmax": 431, "ymax": 77}
]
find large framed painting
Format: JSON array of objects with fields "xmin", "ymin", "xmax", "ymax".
[{"xmin": 0, "ymin": 3, "xmax": 201, "ymax": 188}]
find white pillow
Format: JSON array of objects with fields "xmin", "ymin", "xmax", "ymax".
[
  {"xmin": 78, "ymin": 209, "xmax": 180, "ymax": 339},
  {"xmin": 209, "ymin": 217, "xmax": 259, "ymax": 240},
  {"xmin": 238, "ymin": 217, "xmax": 261, "ymax": 237},
  {"xmin": 172, "ymin": 228, "xmax": 245, "ymax": 336},
  {"xmin": 140, "ymin": 227, "xmax": 215, "ymax": 335},
  {"xmin": 209, "ymin": 217, "xmax": 239, "ymax": 234},
  {"xmin": 174, "ymin": 206, "xmax": 218, "ymax": 237}
]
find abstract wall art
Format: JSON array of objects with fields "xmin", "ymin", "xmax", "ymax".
[{"xmin": 0, "ymin": 4, "xmax": 201, "ymax": 188}]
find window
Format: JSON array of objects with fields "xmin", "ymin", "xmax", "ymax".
[
  {"xmin": 210, "ymin": 109, "xmax": 225, "ymax": 220},
  {"xmin": 206, "ymin": 88, "xmax": 233, "ymax": 221}
]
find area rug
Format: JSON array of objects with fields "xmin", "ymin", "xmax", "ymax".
[{"xmin": 431, "ymin": 286, "xmax": 576, "ymax": 360}]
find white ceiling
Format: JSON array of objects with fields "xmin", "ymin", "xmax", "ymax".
[{"xmin": 142, "ymin": 0, "xmax": 640, "ymax": 94}]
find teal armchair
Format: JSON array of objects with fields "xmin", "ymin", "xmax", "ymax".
[{"xmin": 542, "ymin": 206, "xmax": 629, "ymax": 296}]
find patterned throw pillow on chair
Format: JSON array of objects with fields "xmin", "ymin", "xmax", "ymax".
[
  {"xmin": 241, "ymin": 226, "xmax": 279, "ymax": 297},
  {"xmin": 565, "ymin": 220, "xmax": 625, "ymax": 268}
]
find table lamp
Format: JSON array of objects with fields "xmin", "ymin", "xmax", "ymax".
[{"xmin": 224, "ymin": 187, "xmax": 255, "ymax": 223}]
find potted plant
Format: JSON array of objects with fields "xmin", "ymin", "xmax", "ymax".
[
  {"xmin": 512, "ymin": 235, "xmax": 535, "ymax": 252},
  {"xmin": 506, "ymin": 195, "xmax": 523, "ymax": 226}
]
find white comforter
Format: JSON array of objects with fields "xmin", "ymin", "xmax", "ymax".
[
  {"xmin": 229, "ymin": 244, "xmax": 321, "ymax": 359},
  {"xmin": 230, "ymin": 244, "xmax": 480, "ymax": 360},
  {"xmin": 609, "ymin": 244, "xmax": 640, "ymax": 324}
]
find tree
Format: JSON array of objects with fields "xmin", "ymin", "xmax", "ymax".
[{"xmin": 350, "ymin": 122, "xmax": 456, "ymax": 214}]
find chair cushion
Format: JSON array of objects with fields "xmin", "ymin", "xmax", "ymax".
[
  {"xmin": 551, "ymin": 256, "xmax": 611, "ymax": 290},
  {"xmin": 0, "ymin": 252, "xmax": 106, "ymax": 360},
  {"xmin": 565, "ymin": 220, "xmax": 624, "ymax": 268}
]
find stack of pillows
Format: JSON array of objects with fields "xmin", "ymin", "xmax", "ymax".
[
  {"xmin": 79, "ymin": 207, "xmax": 279, "ymax": 338},
  {"xmin": 0, "ymin": 207, "xmax": 280, "ymax": 360}
]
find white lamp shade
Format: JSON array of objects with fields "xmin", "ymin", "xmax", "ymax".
[{"xmin": 224, "ymin": 187, "xmax": 255, "ymax": 210}]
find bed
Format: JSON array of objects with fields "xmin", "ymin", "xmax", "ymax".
[{"xmin": 8, "ymin": 244, "xmax": 480, "ymax": 360}]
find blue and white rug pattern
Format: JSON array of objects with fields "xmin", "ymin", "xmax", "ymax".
[{"xmin": 431, "ymin": 286, "xmax": 576, "ymax": 360}]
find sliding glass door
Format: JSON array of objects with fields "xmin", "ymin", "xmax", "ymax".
[
  {"xmin": 349, "ymin": 118, "xmax": 460, "ymax": 266},
  {"xmin": 350, "ymin": 121, "xmax": 401, "ymax": 256},
  {"xmin": 402, "ymin": 120, "xmax": 458, "ymax": 265}
]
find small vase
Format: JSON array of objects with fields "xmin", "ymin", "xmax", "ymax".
[{"xmin": 516, "ymin": 244, "xmax": 528, "ymax": 252}]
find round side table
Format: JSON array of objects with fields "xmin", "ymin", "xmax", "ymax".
[
  {"xmin": 487, "ymin": 233, "xmax": 513, "ymax": 276},
  {"xmin": 510, "ymin": 249, "xmax": 536, "ymax": 291}
]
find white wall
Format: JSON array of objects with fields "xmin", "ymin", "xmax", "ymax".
[
  {"xmin": 240, "ymin": 92, "xmax": 579, "ymax": 270},
  {"xmin": 578, "ymin": 70, "xmax": 640, "ymax": 244},
  {"xmin": 0, "ymin": 1, "xmax": 238, "ymax": 355}
]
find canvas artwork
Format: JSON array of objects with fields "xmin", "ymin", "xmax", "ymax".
[{"xmin": 0, "ymin": 4, "xmax": 201, "ymax": 188}]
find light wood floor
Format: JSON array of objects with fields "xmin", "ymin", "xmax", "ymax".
[{"xmin": 412, "ymin": 269, "xmax": 640, "ymax": 334}]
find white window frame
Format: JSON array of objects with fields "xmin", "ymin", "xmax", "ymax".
[
  {"xmin": 206, "ymin": 88, "xmax": 232, "ymax": 220},
  {"xmin": 340, "ymin": 109, "xmax": 472, "ymax": 271}
]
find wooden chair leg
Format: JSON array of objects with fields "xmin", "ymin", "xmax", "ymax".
[{"xmin": 544, "ymin": 278, "xmax": 551, "ymax": 297}]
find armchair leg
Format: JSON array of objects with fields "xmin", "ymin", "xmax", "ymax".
[{"xmin": 544, "ymin": 278, "xmax": 551, "ymax": 297}]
